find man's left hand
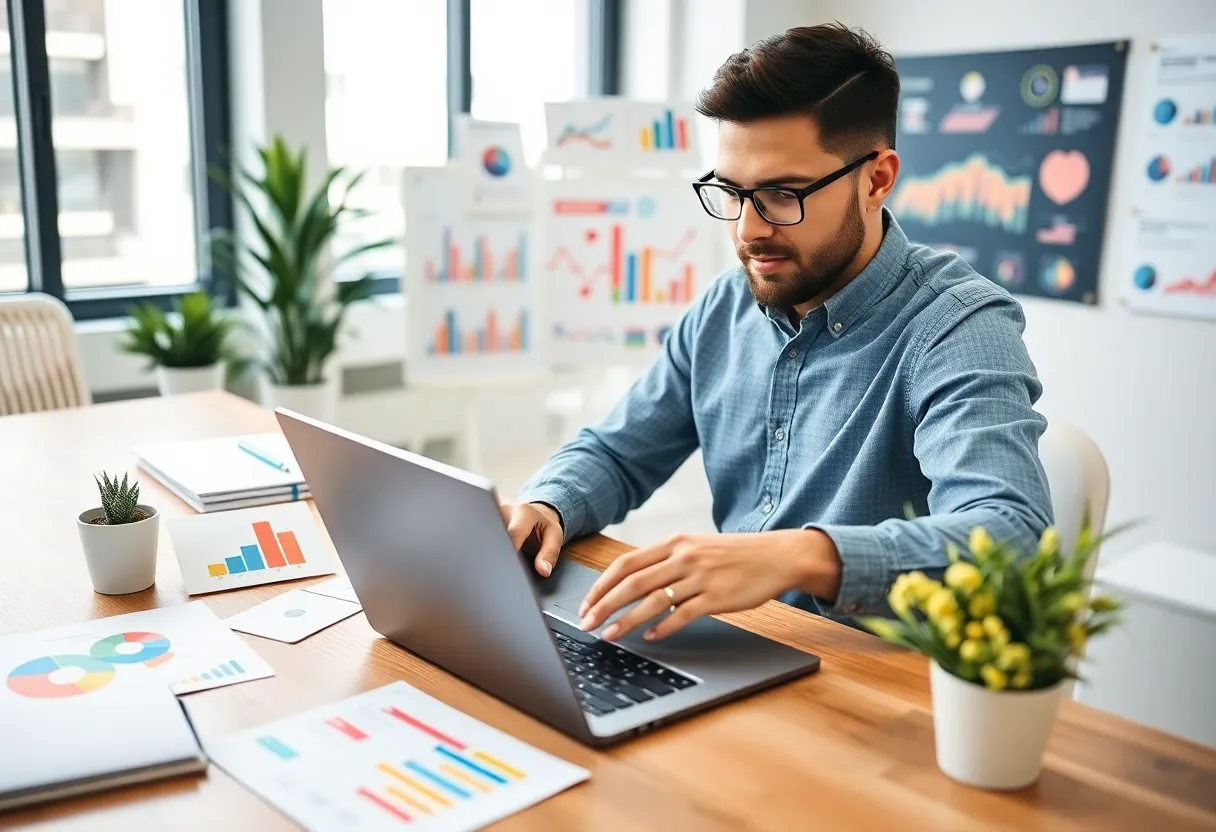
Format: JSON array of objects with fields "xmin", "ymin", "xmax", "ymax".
[{"xmin": 577, "ymin": 530, "xmax": 842, "ymax": 642}]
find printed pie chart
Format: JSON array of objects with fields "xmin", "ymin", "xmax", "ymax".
[
  {"xmin": 482, "ymin": 146, "xmax": 511, "ymax": 177},
  {"xmin": 90, "ymin": 631, "xmax": 172, "ymax": 664},
  {"xmin": 7, "ymin": 654, "xmax": 116, "ymax": 698}
]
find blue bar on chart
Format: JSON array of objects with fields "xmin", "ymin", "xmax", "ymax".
[
  {"xmin": 241, "ymin": 544, "xmax": 266, "ymax": 571},
  {"xmin": 625, "ymin": 253, "xmax": 638, "ymax": 302},
  {"xmin": 225, "ymin": 556, "xmax": 247, "ymax": 574},
  {"xmin": 405, "ymin": 761, "xmax": 471, "ymax": 799},
  {"xmin": 257, "ymin": 736, "xmax": 299, "ymax": 760}
]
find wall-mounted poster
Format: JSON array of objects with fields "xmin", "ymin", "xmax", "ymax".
[
  {"xmin": 543, "ymin": 99, "xmax": 701, "ymax": 171},
  {"xmin": 541, "ymin": 179, "xmax": 716, "ymax": 365},
  {"xmin": 1121, "ymin": 35, "xmax": 1216, "ymax": 322},
  {"xmin": 892, "ymin": 42, "xmax": 1128, "ymax": 304},
  {"xmin": 404, "ymin": 166, "xmax": 541, "ymax": 379}
]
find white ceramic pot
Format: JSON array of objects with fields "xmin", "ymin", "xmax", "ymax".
[
  {"xmin": 76, "ymin": 505, "xmax": 160, "ymax": 595},
  {"xmin": 930, "ymin": 661, "xmax": 1066, "ymax": 790},
  {"xmin": 263, "ymin": 378, "xmax": 337, "ymax": 421},
  {"xmin": 155, "ymin": 363, "xmax": 225, "ymax": 396}
]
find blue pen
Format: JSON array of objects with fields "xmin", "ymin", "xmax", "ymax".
[{"xmin": 237, "ymin": 439, "xmax": 291, "ymax": 472}]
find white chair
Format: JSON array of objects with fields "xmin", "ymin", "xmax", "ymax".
[
  {"xmin": 0, "ymin": 293, "xmax": 91, "ymax": 416},
  {"xmin": 1039, "ymin": 420, "xmax": 1111, "ymax": 582}
]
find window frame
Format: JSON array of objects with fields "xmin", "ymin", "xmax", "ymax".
[{"xmin": 3, "ymin": 0, "xmax": 234, "ymax": 321}]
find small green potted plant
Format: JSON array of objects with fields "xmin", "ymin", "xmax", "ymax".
[
  {"xmin": 860, "ymin": 517, "xmax": 1123, "ymax": 790},
  {"xmin": 76, "ymin": 472, "xmax": 159, "ymax": 595},
  {"xmin": 120, "ymin": 291, "xmax": 235, "ymax": 397},
  {"xmin": 209, "ymin": 135, "xmax": 394, "ymax": 420}
]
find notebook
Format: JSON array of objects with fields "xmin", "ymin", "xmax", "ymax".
[
  {"xmin": 0, "ymin": 682, "xmax": 208, "ymax": 811},
  {"xmin": 134, "ymin": 432, "xmax": 310, "ymax": 513}
]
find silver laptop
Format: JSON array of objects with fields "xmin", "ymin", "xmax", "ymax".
[{"xmin": 275, "ymin": 409, "xmax": 819, "ymax": 747}]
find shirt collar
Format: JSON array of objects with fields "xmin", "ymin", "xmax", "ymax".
[{"xmin": 757, "ymin": 207, "xmax": 911, "ymax": 338}]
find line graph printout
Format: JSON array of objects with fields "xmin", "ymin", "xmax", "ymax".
[{"xmin": 542, "ymin": 180, "xmax": 717, "ymax": 364}]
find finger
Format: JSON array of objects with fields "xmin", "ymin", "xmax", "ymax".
[
  {"xmin": 643, "ymin": 594, "xmax": 713, "ymax": 641},
  {"xmin": 600, "ymin": 577, "xmax": 700, "ymax": 642},
  {"xmin": 533, "ymin": 521, "xmax": 563, "ymax": 577},
  {"xmin": 579, "ymin": 541, "xmax": 672, "ymax": 617},
  {"xmin": 504, "ymin": 510, "xmax": 534, "ymax": 552},
  {"xmin": 581, "ymin": 557, "xmax": 685, "ymax": 632}
]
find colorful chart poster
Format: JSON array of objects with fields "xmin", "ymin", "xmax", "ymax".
[
  {"xmin": 0, "ymin": 602, "xmax": 274, "ymax": 703},
  {"xmin": 454, "ymin": 116, "xmax": 531, "ymax": 214},
  {"xmin": 541, "ymin": 179, "xmax": 717, "ymax": 364},
  {"xmin": 167, "ymin": 502, "xmax": 337, "ymax": 596},
  {"xmin": 206, "ymin": 680, "xmax": 589, "ymax": 831},
  {"xmin": 404, "ymin": 166, "xmax": 541, "ymax": 378},
  {"xmin": 893, "ymin": 42, "xmax": 1128, "ymax": 304},
  {"xmin": 544, "ymin": 99, "xmax": 701, "ymax": 171},
  {"xmin": 1122, "ymin": 35, "xmax": 1216, "ymax": 321}
]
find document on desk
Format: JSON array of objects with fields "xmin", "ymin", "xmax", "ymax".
[
  {"xmin": 0, "ymin": 602, "xmax": 274, "ymax": 704},
  {"xmin": 206, "ymin": 680, "xmax": 590, "ymax": 831}
]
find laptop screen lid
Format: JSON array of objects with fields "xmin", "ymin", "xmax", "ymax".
[{"xmin": 274, "ymin": 408, "xmax": 592, "ymax": 742}]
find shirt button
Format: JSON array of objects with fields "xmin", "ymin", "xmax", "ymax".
[
  {"xmin": 774, "ymin": 427, "xmax": 785, "ymax": 441},
  {"xmin": 762, "ymin": 499, "xmax": 774, "ymax": 515},
  {"xmin": 833, "ymin": 322, "xmax": 843, "ymax": 333},
  {"xmin": 787, "ymin": 348, "xmax": 798, "ymax": 359}
]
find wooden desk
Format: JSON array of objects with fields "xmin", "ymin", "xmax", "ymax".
[{"xmin": 2, "ymin": 391, "xmax": 1214, "ymax": 831}]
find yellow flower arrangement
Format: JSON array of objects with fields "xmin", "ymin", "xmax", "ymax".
[{"xmin": 859, "ymin": 513, "xmax": 1124, "ymax": 692}]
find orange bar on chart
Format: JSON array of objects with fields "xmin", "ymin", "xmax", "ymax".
[
  {"xmin": 641, "ymin": 248, "xmax": 653, "ymax": 303},
  {"xmin": 254, "ymin": 521, "xmax": 288, "ymax": 568},
  {"xmin": 505, "ymin": 250, "xmax": 515, "ymax": 281},
  {"xmin": 683, "ymin": 264, "xmax": 694, "ymax": 303},
  {"xmin": 277, "ymin": 530, "xmax": 307, "ymax": 565},
  {"xmin": 434, "ymin": 322, "xmax": 448, "ymax": 355},
  {"xmin": 487, "ymin": 309, "xmax": 498, "ymax": 352}
]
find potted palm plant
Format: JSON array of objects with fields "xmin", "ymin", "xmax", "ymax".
[
  {"xmin": 77, "ymin": 472, "xmax": 159, "ymax": 595},
  {"xmin": 860, "ymin": 518, "xmax": 1123, "ymax": 790},
  {"xmin": 210, "ymin": 136, "xmax": 394, "ymax": 421},
  {"xmin": 120, "ymin": 291, "xmax": 235, "ymax": 396}
]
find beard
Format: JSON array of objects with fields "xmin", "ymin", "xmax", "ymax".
[{"xmin": 737, "ymin": 194, "xmax": 866, "ymax": 310}]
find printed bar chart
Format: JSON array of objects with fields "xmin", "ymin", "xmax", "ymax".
[
  {"xmin": 1177, "ymin": 157, "xmax": 1215, "ymax": 183},
  {"xmin": 179, "ymin": 659, "xmax": 246, "ymax": 687},
  {"xmin": 208, "ymin": 520, "xmax": 306, "ymax": 577},
  {"xmin": 639, "ymin": 109, "xmax": 689, "ymax": 151},
  {"xmin": 425, "ymin": 228, "xmax": 527, "ymax": 283},
  {"xmin": 596, "ymin": 225, "xmax": 695, "ymax": 305},
  {"xmin": 428, "ymin": 309, "xmax": 529, "ymax": 356}
]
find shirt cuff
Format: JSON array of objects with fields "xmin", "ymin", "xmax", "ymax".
[
  {"xmin": 803, "ymin": 523, "xmax": 895, "ymax": 616},
  {"xmin": 516, "ymin": 482, "xmax": 586, "ymax": 539}
]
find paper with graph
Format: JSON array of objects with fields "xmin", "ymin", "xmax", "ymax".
[
  {"xmin": 206, "ymin": 680, "xmax": 589, "ymax": 831},
  {"xmin": 1121, "ymin": 35, "xmax": 1216, "ymax": 321},
  {"xmin": 542, "ymin": 178, "xmax": 717, "ymax": 364},
  {"xmin": 544, "ymin": 99, "xmax": 700, "ymax": 170},
  {"xmin": 404, "ymin": 166, "xmax": 541, "ymax": 378},
  {"xmin": 0, "ymin": 602, "xmax": 273, "ymax": 703},
  {"xmin": 167, "ymin": 502, "xmax": 336, "ymax": 595}
]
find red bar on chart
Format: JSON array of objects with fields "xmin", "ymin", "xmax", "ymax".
[
  {"xmin": 450, "ymin": 245, "xmax": 460, "ymax": 282},
  {"xmin": 253, "ymin": 522, "xmax": 287, "ymax": 568},
  {"xmin": 677, "ymin": 117, "xmax": 688, "ymax": 150},
  {"xmin": 356, "ymin": 787, "xmax": 413, "ymax": 823},
  {"xmin": 382, "ymin": 706, "xmax": 467, "ymax": 749},
  {"xmin": 610, "ymin": 225, "xmax": 623, "ymax": 299},
  {"xmin": 641, "ymin": 248, "xmax": 653, "ymax": 303},
  {"xmin": 278, "ymin": 531, "xmax": 306, "ymax": 565},
  {"xmin": 683, "ymin": 264, "xmax": 694, "ymax": 303},
  {"xmin": 487, "ymin": 310, "xmax": 498, "ymax": 352},
  {"xmin": 325, "ymin": 716, "xmax": 369, "ymax": 740},
  {"xmin": 668, "ymin": 279, "xmax": 680, "ymax": 304}
]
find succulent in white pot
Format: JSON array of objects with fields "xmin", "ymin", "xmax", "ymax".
[{"xmin": 77, "ymin": 472, "xmax": 160, "ymax": 595}]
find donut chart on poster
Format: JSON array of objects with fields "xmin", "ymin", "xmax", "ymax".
[
  {"xmin": 90, "ymin": 631, "xmax": 173, "ymax": 665},
  {"xmin": 6, "ymin": 654, "xmax": 116, "ymax": 698}
]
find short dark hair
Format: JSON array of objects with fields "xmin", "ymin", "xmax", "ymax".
[{"xmin": 695, "ymin": 23, "xmax": 899, "ymax": 159}]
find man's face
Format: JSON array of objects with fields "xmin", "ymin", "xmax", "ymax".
[{"xmin": 714, "ymin": 116, "xmax": 867, "ymax": 310}]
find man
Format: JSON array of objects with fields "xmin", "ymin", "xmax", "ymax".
[{"xmin": 502, "ymin": 23, "xmax": 1052, "ymax": 642}]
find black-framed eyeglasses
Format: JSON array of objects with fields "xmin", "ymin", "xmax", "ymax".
[{"xmin": 692, "ymin": 151, "xmax": 879, "ymax": 226}]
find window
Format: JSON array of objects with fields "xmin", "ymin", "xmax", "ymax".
[
  {"xmin": 321, "ymin": 0, "xmax": 619, "ymax": 293},
  {"xmin": 470, "ymin": 0, "xmax": 590, "ymax": 166},
  {"xmin": 3, "ymin": 0, "xmax": 230, "ymax": 319},
  {"xmin": 322, "ymin": 0, "xmax": 448, "ymax": 284}
]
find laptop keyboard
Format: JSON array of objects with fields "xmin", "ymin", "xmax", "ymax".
[{"xmin": 550, "ymin": 627, "xmax": 699, "ymax": 716}]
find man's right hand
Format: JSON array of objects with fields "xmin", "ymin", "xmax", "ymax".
[{"xmin": 500, "ymin": 501, "xmax": 565, "ymax": 577}]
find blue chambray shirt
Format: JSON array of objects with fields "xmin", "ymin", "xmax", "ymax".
[{"xmin": 520, "ymin": 209, "xmax": 1053, "ymax": 620}]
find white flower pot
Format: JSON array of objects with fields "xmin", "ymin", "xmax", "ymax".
[
  {"xmin": 262, "ymin": 378, "xmax": 337, "ymax": 422},
  {"xmin": 155, "ymin": 363, "xmax": 225, "ymax": 396},
  {"xmin": 930, "ymin": 661, "xmax": 1066, "ymax": 790},
  {"xmin": 76, "ymin": 505, "xmax": 160, "ymax": 595}
]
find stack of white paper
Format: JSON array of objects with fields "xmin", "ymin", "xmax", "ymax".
[{"xmin": 134, "ymin": 432, "xmax": 310, "ymax": 513}]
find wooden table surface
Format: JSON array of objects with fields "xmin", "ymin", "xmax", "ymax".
[{"xmin": 1, "ymin": 391, "xmax": 1214, "ymax": 831}]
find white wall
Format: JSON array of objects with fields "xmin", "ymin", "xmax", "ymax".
[{"xmin": 733, "ymin": 0, "xmax": 1216, "ymax": 560}]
